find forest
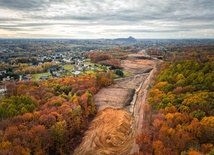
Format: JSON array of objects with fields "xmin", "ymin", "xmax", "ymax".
[
  {"xmin": 83, "ymin": 50, "xmax": 128, "ymax": 69},
  {"xmin": 0, "ymin": 71, "xmax": 114, "ymax": 154},
  {"xmin": 136, "ymin": 54, "xmax": 214, "ymax": 155}
]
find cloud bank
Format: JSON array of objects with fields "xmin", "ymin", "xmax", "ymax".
[{"xmin": 0, "ymin": 0, "xmax": 213, "ymax": 38}]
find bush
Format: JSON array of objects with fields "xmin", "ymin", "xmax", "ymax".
[{"xmin": 115, "ymin": 69, "xmax": 124, "ymax": 77}]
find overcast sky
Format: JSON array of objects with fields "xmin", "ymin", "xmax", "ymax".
[{"xmin": 0, "ymin": 0, "xmax": 213, "ymax": 39}]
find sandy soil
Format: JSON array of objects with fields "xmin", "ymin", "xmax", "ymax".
[
  {"xmin": 95, "ymin": 74, "xmax": 148, "ymax": 111},
  {"xmin": 95, "ymin": 87, "xmax": 135, "ymax": 110},
  {"xmin": 73, "ymin": 108, "xmax": 136, "ymax": 155},
  {"xmin": 122, "ymin": 59, "xmax": 155, "ymax": 74}
]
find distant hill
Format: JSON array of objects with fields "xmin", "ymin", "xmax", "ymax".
[{"xmin": 113, "ymin": 36, "xmax": 137, "ymax": 43}]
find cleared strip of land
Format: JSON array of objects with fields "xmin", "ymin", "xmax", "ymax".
[{"xmin": 74, "ymin": 52, "xmax": 158, "ymax": 155}]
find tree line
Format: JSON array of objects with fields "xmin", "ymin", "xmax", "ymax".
[
  {"xmin": 0, "ymin": 71, "xmax": 114, "ymax": 155},
  {"xmin": 135, "ymin": 56, "xmax": 214, "ymax": 155}
]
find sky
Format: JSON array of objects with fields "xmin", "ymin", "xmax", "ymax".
[{"xmin": 0, "ymin": 0, "xmax": 213, "ymax": 39}]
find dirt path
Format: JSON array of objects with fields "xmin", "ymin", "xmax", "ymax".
[
  {"xmin": 73, "ymin": 52, "xmax": 158, "ymax": 155},
  {"xmin": 134, "ymin": 69, "xmax": 154, "ymax": 134}
]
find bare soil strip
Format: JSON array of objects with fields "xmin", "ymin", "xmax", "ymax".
[
  {"xmin": 73, "ymin": 52, "xmax": 157, "ymax": 155},
  {"xmin": 95, "ymin": 74, "xmax": 148, "ymax": 111},
  {"xmin": 74, "ymin": 108, "xmax": 135, "ymax": 155}
]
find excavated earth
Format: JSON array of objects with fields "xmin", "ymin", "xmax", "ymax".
[
  {"xmin": 74, "ymin": 108, "xmax": 135, "ymax": 155},
  {"xmin": 94, "ymin": 74, "xmax": 148, "ymax": 111},
  {"xmin": 73, "ymin": 53, "xmax": 157, "ymax": 155}
]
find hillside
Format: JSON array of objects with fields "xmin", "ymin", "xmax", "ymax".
[{"xmin": 113, "ymin": 36, "xmax": 137, "ymax": 43}]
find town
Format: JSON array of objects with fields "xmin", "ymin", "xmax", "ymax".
[{"xmin": 0, "ymin": 38, "xmax": 214, "ymax": 84}]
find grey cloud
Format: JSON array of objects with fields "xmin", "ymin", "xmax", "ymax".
[
  {"xmin": 0, "ymin": 25, "xmax": 38, "ymax": 31},
  {"xmin": 0, "ymin": 27, "xmax": 22, "ymax": 31},
  {"xmin": 0, "ymin": 0, "xmax": 213, "ymax": 38},
  {"xmin": 0, "ymin": 0, "xmax": 71, "ymax": 11},
  {"xmin": 0, "ymin": 0, "xmax": 92, "ymax": 11},
  {"xmin": 0, "ymin": 17, "xmax": 22, "ymax": 22},
  {"xmin": 122, "ymin": 29, "xmax": 190, "ymax": 33},
  {"xmin": 0, "ymin": 23, "xmax": 54, "ymax": 29},
  {"xmin": 31, "ymin": 0, "xmax": 214, "ymax": 24},
  {"xmin": 0, "ymin": 0, "xmax": 47, "ymax": 10},
  {"xmin": 5, "ymin": 0, "xmax": 212, "ymax": 22}
]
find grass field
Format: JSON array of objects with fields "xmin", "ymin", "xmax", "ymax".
[
  {"xmin": 123, "ymin": 70, "xmax": 134, "ymax": 77},
  {"xmin": 32, "ymin": 72, "xmax": 51, "ymax": 81},
  {"xmin": 85, "ymin": 70, "xmax": 95, "ymax": 74},
  {"xmin": 63, "ymin": 64, "xmax": 74, "ymax": 70}
]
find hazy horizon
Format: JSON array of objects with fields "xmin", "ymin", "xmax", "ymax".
[
  {"xmin": 0, "ymin": 0, "xmax": 213, "ymax": 39},
  {"xmin": 0, "ymin": 37, "xmax": 214, "ymax": 40}
]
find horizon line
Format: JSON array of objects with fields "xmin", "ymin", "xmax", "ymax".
[{"xmin": 0, "ymin": 37, "xmax": 214, "ymax": 40}]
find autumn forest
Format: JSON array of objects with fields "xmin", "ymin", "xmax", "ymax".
[
  {"xmin": 0, "ymin": 42, "xmax": 214, "ymax": 155},
  {"xmin": 136, "ymin": 52, "xmax": 214, "ymax": 155},
  {"xmin": 0, "ymin": 71, "xmax": 114, "ymax": 154}
]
